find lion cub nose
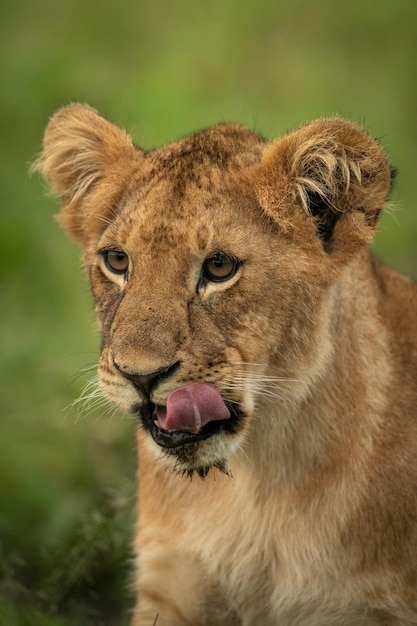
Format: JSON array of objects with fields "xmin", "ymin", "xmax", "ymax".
[{"xmin": 114, "ymin": 361, "xmax": 181, "ymax": 397}]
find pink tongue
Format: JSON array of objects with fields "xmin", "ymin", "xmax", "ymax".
[{"xmin": 156, "ymin": 382, "xmax": 230, "ymax": 434}]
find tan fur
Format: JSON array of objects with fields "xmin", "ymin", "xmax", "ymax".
[{"xmin": 35, "ymin": 104, "xmax": 417, "ymax": 625}]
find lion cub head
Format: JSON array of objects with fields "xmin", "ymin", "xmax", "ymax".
[{"xmin": 36, "ymin": 104, "xmax": 392, "ymax": 476}]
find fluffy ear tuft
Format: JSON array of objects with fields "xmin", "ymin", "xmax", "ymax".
[
  {"xmin": 254, "ymin": 118, "xmax": 393, "ymax": 257},
  {"xmin": 33, "ymin": 103, "xmax": 141, "ymax": 245}
]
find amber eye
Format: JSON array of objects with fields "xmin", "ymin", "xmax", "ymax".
[
  {"xmin": 101, "ymin": 250, "xmax": 129, "ymax": 275},
  {"xmin": 202, "ymin": 253, "xmax": 240, "ymax": 283}
]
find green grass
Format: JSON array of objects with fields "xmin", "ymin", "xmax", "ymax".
[{"xmin": 1, "ymin": 0, "xmax": 416, "ymax": 623}]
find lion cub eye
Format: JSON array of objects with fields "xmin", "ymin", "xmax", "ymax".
[
  {"xmin": 202, "ymin": 253, "xmax": 240, "ymax": 283},
  {"xmin": 100, "ymin": 250, "xmax": 129, "ymax": 275}
]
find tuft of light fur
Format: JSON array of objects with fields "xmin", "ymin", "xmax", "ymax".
[
  {"xmin": 32, "ymin": 103, "xmax": 135, "ymax": 204},
  {"xmin": 291, "ymin": 135, "xmax": 362, "ymax": 215}
]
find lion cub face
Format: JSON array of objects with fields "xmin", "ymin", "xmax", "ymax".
[{"xmin": 37, "ymin": 105, "xmax": 392, "ymax": 475}]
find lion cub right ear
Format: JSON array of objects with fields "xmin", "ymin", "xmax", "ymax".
[
  {"xmin": 34, "ymin": 104, "xmax": 142, "ymax": 246},
  {"xmin": 253, "ymin": 118, "xmax": 393, "ymax": 260}
]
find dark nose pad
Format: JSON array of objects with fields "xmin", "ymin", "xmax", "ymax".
[{"xmin": 115, "ymin": 361, "xmax": 181, "ymax": 397}]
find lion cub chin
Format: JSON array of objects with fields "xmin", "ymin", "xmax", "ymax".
[{"xmin": 36, "ymin": 104, "xmax": 417, "ymax": 625}]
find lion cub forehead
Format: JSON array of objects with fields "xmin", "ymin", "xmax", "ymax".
[
  {"xmin": 112, "ymin": 125, "xmax": 266, "ymax": 251},
  {"xmin": 118, "ymin": 185, "xmax": 241, "ymax": 257}
]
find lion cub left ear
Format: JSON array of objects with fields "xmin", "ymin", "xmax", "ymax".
[
  {"xmin": 33, "ymin": 103, "xmax": 142, "ymax": 246},
  {"xmin": 254, "ymin": 118, "xmax": 393, "ymax": 257}
]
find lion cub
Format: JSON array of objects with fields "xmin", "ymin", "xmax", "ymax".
[{"xmin": 36, "ymin": 105, "xmax": 417, "ymax": 625}]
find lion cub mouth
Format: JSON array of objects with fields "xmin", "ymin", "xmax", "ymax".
[{"xmin": 140, "ymin": 381, "xmax": 241, "ymax": 449}]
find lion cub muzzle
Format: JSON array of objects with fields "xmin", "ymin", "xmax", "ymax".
[
  {"xmin": 114, "ymin": 359, "xmax": 240, "ymax": 450},
  {"xmin": 140, "ymin": 382, "xmax": 240, "ymax": 451}
]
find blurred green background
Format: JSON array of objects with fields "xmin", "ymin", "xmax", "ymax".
[{"xmin": 1, "ymin": 0, "xmax": 416, "ymax": 623}]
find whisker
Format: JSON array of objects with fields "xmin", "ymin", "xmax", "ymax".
[
  {"xmin": 229, "ymin": 370, "xmax": 306, "ymax": 384},
  {"xmin": 224, "ymin": 375, "xmax": 304, "ymax": 394},
  {"xmin": 222, "ymin": 368, "xmax": 308, "ymax": 410},
  {"xmin": 67, "ymin": 363, "xmax": 98, "ymax": 389},
  {"xmin": 63, "ymin": 373, "xmax": 118, "ymax": 424}
]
